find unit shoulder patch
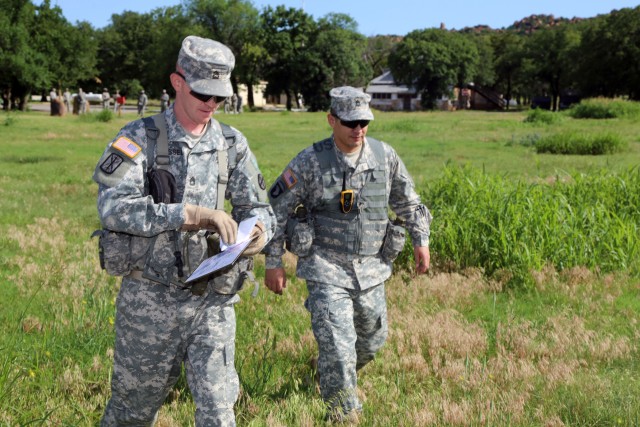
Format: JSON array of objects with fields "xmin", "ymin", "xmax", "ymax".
[{"xmin": 100, "ymin": 153, "xmax": 124, "ymax": 174}]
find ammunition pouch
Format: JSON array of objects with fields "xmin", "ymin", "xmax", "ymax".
[
  {"xmin": 92, "ymin": 229, "xmax": 133, "ymax": 276},
  {"xmin": 285, "ymin": 216, "xmax": 314, "ymax": 257},
  {"xmin": 379, "ymin": 220, "xmax": 406, "ymax": 264}
]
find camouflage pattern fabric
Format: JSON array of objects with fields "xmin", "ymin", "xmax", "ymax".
[
  {"xmin": 101, "ymin": 278, "xmax": 239, "ymax": 426},
  {"xmin": 264, "ymin": 134, "xmax": 431, "ymax": 417},
  {"xmin": 329, "ymin": 86, "xmax": 375, "ymax": 121},
  {"xmin": 94, "ymin": 105, "xmax": 274, "ymax": 426},
  {"xmin": 305, "ymin": 281, "xmax": 388, "ymax": 415},
  {"xmin": 178, "ymin": 36, "xmax": 234, "ymax": 97},
  {"xmin": 264, "ymin": 136, "xmax": 431, "ymax": 290}
]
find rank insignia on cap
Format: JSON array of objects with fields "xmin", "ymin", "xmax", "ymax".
[
  {"xmin": 112, "ymin": 136, "xmax": 141, "ymax": 159},
  {"xmin": 212, "ymin": 70, "xmax": 220, "ymax": 79},
  {"xmin": 282, "ymin": 168, "xmax": 298, "ymax": 189},
  {"xmin": 100, "ymin": 153, "xmax": 124, "ymax": 174}
]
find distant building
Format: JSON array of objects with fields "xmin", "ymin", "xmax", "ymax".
[{"xmin": 365, "ymin": 70, "xmax": 422, "ymax": 111}]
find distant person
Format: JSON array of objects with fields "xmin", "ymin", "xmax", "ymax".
[
  {"xmin": 230, "ymin": 93, "xmax": 237, "ymax": 114},
  {"xmin": 137, "ymin": 90, "xmax": 148, "ymax": 116},
  {"xmin": 78, "ymin": 88, "xmax": 87, "ymax": 114},
  {"xmin": 112, "ymin": 91, "xmax": 120, "ymax": 113},
  {"xmin": 102, "ymin": 88, "xmax": 111, "ymax": 110},
  {"xmin": 236, "ymin": 93, "xmax": 243, "ymax": 113},
  {"xmin": 160, "ymin": 89, "xmax": 170, "ymax": 112},
  {"xmin": 49, "ymin": 88, "xmax": 61, "ymax": 116},
  {"xmin": 63, "ymin": 88, "xmax": 72, "ymax": 113},
  {"xmin": 115, "ymin": 92, "xmax": 126, "ymax": 117},
  {"xmin": 224, "ymin": 97, "xmax": 231, "ymax": 114},
  {"xmin": 460, "ymin": 86, "xmax": 471, "ymax": 110}
]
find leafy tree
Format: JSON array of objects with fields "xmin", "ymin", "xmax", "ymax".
[
  {"xmin": 0, "ymin": 0, "xmax": 96, "ymax": 110},
  {"xmin": 364, "ymin": 35, "xmax": 400, "ymax": 77},
  {"xmin": 523, "ymin": 24, "xmax": 581, "ymax": 111},
  {"xmin": 574, "ymin": 7, "xmax": 640, "ymax": 100},
  {"xmin": 96, "ymin": 11, "xmax": 158, "ymax": 96},
  {"xmin": 298, "ymin": 13, "xmax": 372, "ymax": 111},
  {"xmin": 388, "ymin": 28, "xmax": 479, "ymax": 109},
  {"xmin": 260, "ymin": 5, "xmax": 315, "ymax": 110},
  {"xmin": 145, "ymin": 6, "xmax": 193, "ymax": 98},
  {"xmin": 491, "ymin": 31, "xmax": 525, "ymax": 108},
  {"xmin": 186, "ymin": 0, "xmax": 263, "ymax": 105}
]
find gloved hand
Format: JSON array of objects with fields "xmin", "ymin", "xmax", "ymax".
[
  {"xmin": 242, "ymin": 221, "xmax": 266, "ymax": 256},
  {"xmin": 182, "ymin": 204, "xmax": 238, "ymax": 244}
]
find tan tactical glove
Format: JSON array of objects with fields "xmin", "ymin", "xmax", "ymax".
[
  {"xmin": 242, "ymin": 221, "xmax": 266, "ymax": 256},
  {"xmin": 182, "ymin": 204, "xmax": 238, "ymax": 244}
]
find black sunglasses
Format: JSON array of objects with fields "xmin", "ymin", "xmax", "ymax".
[
  {"xmin": 174, "ymin": 72, "xmax": 226, "ymax": 104},
  {"xmin": 333, "ymin": 115, "xmax": 370, "ymax": 129}
]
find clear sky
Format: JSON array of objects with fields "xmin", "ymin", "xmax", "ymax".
[{"xmin": 47, "ymin": 0, "xmax": 639, "ymax": 36}]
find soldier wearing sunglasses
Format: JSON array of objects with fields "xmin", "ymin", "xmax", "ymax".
[
  {"xmin": 264, "ymin": 86, "xmax": 432, "ymax": 422},
  {"xmin": 94, "ymin": 36, "xmax": 275, "ymax": 426}
]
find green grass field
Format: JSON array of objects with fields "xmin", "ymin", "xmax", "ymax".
[{"xmin": 1, "ymin": 106, "xmax": 639, "ymax": 426}]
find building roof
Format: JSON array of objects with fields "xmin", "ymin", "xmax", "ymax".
[{"xmin": 366, "ymin": 70, "xmax": 416, "ymax": 95}]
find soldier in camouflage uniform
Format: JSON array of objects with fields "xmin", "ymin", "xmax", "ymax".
[
  {"xmin": 263, "ymin": 86, "xmax": 432, "ymax": 422},
  {"xmin": 93, "ymin": 35, "xmax": 275, "ymax": 426}
]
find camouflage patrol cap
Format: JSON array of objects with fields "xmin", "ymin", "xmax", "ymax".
[
  {"xmin": 330, "ymin": 86, "xmax": 374, "ymax": 121},
  {"xmin": 177, "ymin": 36, "xmax": 234, "ymax": 97}
]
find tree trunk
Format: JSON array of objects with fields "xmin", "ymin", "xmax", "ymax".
[{"xmin": 247, "ymin": 82, "xmax": 255, "ymax": 108}]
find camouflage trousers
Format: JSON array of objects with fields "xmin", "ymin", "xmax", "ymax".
[
  {"xmin": 101, "ymin": 275, "xmax": 240, "ymax": 427},
  {"xmin": 305, "ymin": 281, "xmax": 388, "ymax": 415}
]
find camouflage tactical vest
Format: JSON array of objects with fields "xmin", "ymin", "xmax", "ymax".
[{"xmin": 311, "ymin": 137, "xmax": 388, "ymax": 255}]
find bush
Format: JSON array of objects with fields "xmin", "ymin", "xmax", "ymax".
[
  {"xmin": 535, "ymin": 132, "xmax": 626, "ymax": 155},
  {"xmin": 524, "ymin": 108, "xmax": 564, "ymax": 124},
  {"xmin": 568, "ymin": 98, "xmax": 640, "ymax": 119},
  {"xmin": 394, "ymin": 165, "xmax": 640, "ymax": 288},
  {"xmin": 81, "ymin": 109, "xmax": 115, "ymax": 123}
]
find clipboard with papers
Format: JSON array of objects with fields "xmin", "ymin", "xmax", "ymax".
[{"xmin": 186, "ymin": 216, "xmax": 260, "ymax": 283}]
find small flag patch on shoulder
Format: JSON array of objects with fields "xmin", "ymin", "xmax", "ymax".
[
  {"xmin": 112, "ymin": 136, "xmax": 141, "ymax": 159},
  {"xmin": 282, "ymin": 168, "xmax": 298, "ymax": 189}
]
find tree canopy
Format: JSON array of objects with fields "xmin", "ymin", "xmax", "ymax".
[{"xmin": 2, "ymin": 1, "xmax": 640, "ymax": 111}]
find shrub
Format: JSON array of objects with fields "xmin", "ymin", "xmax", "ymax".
[
  {"xmin": 394, "ymin": 165, "xmax": 640, "ymax": 288},
  {"xmin": 568, "ymin": 98, "xmax": 640, "ymax": 119},
  {"xmin": 524, "ymin": 108, "xmax": 563, "ymax": 124},
  {"xmin": 535, "ymin": 132, "xmax": 626, "ymax": 155}
]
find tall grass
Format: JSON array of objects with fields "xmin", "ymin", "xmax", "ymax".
[
  {"xmin": 397, "ymin": 165, "xmax": 640, "ymax": 287},
  {"xmin": 568, "ymin": 98, "xmax": 640, "ymax": 119},
  {"xmin": 535, "ymin": 131, "xmax": 626, "ymax": 155}
]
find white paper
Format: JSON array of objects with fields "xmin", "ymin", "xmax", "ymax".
[
  {"xmin": 220, "ymin": 216, "xmax": 258, "ymax": 251},
  {"xmin": 186, "ymin": 239, "xmax": 251, "ymax": 283},
  {"xmin": 186, "ymin": 216, "xmax": 259, "ymax": 283}
]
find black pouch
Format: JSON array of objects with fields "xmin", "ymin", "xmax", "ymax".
[
  {"xmin": 148, "ymin": 168, "xmax": 178, "ymax": 204},
  {"xmin": 380, "ymin": 220, "xmax": 406, "ymax": 264}
]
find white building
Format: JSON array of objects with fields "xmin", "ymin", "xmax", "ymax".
[{"xmin": 365, "ymin": 70, "xmax": 422, "ymax": 111}]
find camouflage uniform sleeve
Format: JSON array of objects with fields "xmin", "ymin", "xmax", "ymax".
[
  {"xmin": 263, "ymin": 148, "xmax": 317, "ymax": 269},
  {"xmin": 386, "ymin": 144, "xmax": 432, "ymax": 247},
  {"xmin": 225, "ymin": 128, "xmax": 276, "ymax": 242},
  {"xmin": 92, "ymin": 122, "xmax": 185, "ymax": 236}
]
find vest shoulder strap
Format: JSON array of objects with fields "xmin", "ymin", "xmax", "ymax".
[{"xmin": 142, "ymin": 114, "xmax": 170, "ymax": 171}]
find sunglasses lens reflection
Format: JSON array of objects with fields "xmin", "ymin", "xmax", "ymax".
[{"xmin": 340, "ymin": 120, "xmax": 370, "ymax": 129}]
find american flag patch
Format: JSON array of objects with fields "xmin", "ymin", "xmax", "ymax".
[
  {"xmin": 112, "ymin": 136, "xmax": 141, "ymax": 159},
  {"xmin": 282, "ymin": 168, "xmax": 298, "ymax": 189}
]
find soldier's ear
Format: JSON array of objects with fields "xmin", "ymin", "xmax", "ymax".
[{"xmin": 170, "ymin": 73, "xmax": 183, "ymax": 92}]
